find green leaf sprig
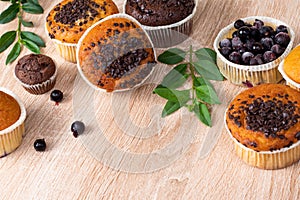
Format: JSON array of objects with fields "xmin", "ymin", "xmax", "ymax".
[
  {"xmin": 0, "ymin": 0, "xmax": 45, "ymax": 64},
  {"xmin": 153, "ymin": 46, "xmax": 224, "ymax": 127}
]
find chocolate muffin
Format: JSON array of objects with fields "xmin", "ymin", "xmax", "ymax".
[
  {"xmin": 225, "ymin": 84, "xmax": 300, "ymax": 169},
  {"xmin": 77, "ymin": 14, "xmax": 156, "ymax": 92},
  {"xmin": 15, "ymin": 54, "xmax": 57, "ymax": 95},
  {"xmin": 46, "ymin": 0, "xmax": 119, "ymax": 62},
  {"xmin": 125, "ymin": 0, "xmax": 195, "ymax": 26}
]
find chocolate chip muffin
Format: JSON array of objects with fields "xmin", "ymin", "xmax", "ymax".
[
  {"xmin": 77, "ymin": 14, "xmax": 156, "ymax": 92},
  {"xmin": 125, "ymin": 0, "xmax": 195, "ymax": 26},
  {"xmin": 225, "ymin": 84, "xmax": 300, "ymax": 169},
  {"xmin": 46, "ymin": 0, "xmax": 119, "ymax": 62},
  {"xmin": 14, "ymin": 54, "xmax": 57, "ymax": 95},
  {"xmin": 124, "ymin": 0, "xmax": 197, "ymax": 47}
]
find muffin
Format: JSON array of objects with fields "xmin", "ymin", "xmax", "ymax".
[
  {"xmin": 214, "ymin": 16, "xmax": 295, "ymax": 87},
  {"xmin": 124, "ymin": 0, "xmax": 198, "ymax": 48},
  {"xmin": 14, "ymin": 54, "xmax": 57, "ymax": 95},
  {"xmin": 46, "ymin": 0, "xmax": 119, "ymax": 62},
  {"xmin": 279, "ymin": 45, "xmax": 300, "ymax": 91},
  {"xmin": 77, "ymin": 14, "xmax": 156, "ymax": 92},
  {"xmin": 0, "ymin": 88, "xmax": 26, "ymax": 157},
  {"xmin": 225, "ymin": 84, "xmax": 300, "ymax": 169}
]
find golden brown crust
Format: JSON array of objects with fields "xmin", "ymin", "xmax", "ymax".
[
  {"xmin": 46, "ymin": 0, "xmax": 119, "ymax": 43},
  {"xmin": 78, "ymin": 17, "xmax": 156, "ymax": 92},
  {"xmin": 283, "ymin": 45, "xmax": 300, "ymax": 83},
  {"xmin": 226, "ymin": 84, "xmax": 300, "ymax": 151},
  {"xmin": 0, "ymin": 91, "xmax": 21, "ymax": 131}
]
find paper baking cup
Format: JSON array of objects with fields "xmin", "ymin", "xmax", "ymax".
[
  {"xmin": 224, "ymin": 111, "xmax": 300, "ymax": 169},
  {"xmin": 123, "ymin": 0, "xmax": 198, "ymax": 48},
  {"xmin": 45, "ymin": 24, "xmax": 77, "ymax": 63},
  {"xmin": 0, "ymin": 88, "xmax": 26, "ymax": 157},
  {"xmin": 76, "ymin": 13, "xmax": 156, "ymax": 93},
  {"xmin": 278, "ymin": 58, "xmax": 300, "ymax": 92},
  {"xmin": 214, "ymin": 16, "xmax": 295, "ymax": 86},
  {"xmin": 14, "ymin": 68, "xmax": 57, "ymax": 95}
]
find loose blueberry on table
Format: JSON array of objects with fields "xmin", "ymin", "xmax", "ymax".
[
  {"xmin": 71, "ymin": 121, "xmax": 85, "ymax": 138},
  {"xmin": 219, "ymin": 19, "xmax": 291, "ymax": 65},
  {"xmin": 34, "ymin": 139, "xmax": 47, "ymax": 152},
  {"xmin": 50, "ymin": 90, "xmax": 64, "ymax": 105}
]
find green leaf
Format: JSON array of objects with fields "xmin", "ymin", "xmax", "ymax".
[
  {"xmin": 21, "ymin": 19, "xmax": 34, "ymax": 27},
  {"xmin": 28, "ymin": 0, "xmax": 40, "ymax": 5},
  {"xmin": 153, "ymin": 87, "xmax": 190, "ymax": 104},
  {"xmin": 5, "ymin": 42, "xmax": 21, "ymax": 64},
  {"xmin": 160, "ymin": 64, "xmax": 189, "ymax": 89},
  {"xmin": 22, "ymin": 39, "xmax": 40, "ymax": 53},
  {"xmin": 162, "ymin": 100, "xmax": 182, "ymax": 118},
  {"xmin": 22, "ymin": 2, "xmax": 44, "ymax": 14},
  {"xmin": 195, "ymin": 48, "xmax": 217, "ymax": 63},
  {"xmin": 21, "ymin": 31, "xmax": 45, "ymax": 47},
  {"xmin": 158, "ymin": 48, "xmax": 186, "ymax": 65},
  {"xmin": 195, "ymin": 85, "xmax": 221, "ymax": 105},
  {"xmin": 0, "ymin": 4, "xmax": 18, "ymax": 24},
  {"xmin": 0, "ymin": 31, "xmax": 16, "ymax": 53},
  {"xmin": 193, "ymin": 77, "xmax": 214, "ymax": 89},
  {"xmin": 193, "ymin": 60, "xmax": 224, "ymax": 81},
  {"xmin": 194, "ymin": 103, "xmax": 212, "ymax": 127}
]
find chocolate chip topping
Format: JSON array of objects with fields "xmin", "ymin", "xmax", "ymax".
[
  {"xmin": 229, "ymin": 95, "xmax": 300, "ymax": 138},
  {"xmin": 15, "ymin": 54, "xmax": 56, "ymax": 85},
  {"xmin": 125, "ymin": 0, "xmax": 195, "ymax": 26},
  {"xmin": 54, "ymin": 0, "xmax": 100, "ymax": 27}
]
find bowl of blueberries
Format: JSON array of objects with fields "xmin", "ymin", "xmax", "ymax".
[{"xmin": 213, "ymin": 16, "xmax": 295, "ymax": 87}]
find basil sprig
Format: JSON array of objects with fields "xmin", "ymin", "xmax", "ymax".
[
  {"xmin": 0, "ymin": 0, "xmax": 45, "ymax": 64},
  {"xmin": 153, "ymin": 46, "xmax": 224, "ymax": 127}
]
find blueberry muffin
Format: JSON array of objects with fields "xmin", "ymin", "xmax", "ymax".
[
  {"xmin": 77, "ymin": 14, "xmax": 156, "ymax": 92},
  {"xmin": 225, "ymin": 84, "xmax": 300, "ymax": 169},
  {"xmin": 14, "ymin": 54, "xmax": 57, "ymax": 95},
  {"xmin": 0, "ymin": 88, "xmax": 26, "ymax": 157},
  {"xmin": 46, "ymin": 0, "xmax": 119, "ymax": 62}
]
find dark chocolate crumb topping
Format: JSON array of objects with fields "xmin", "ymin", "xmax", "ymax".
[
  {"xmin": 54, "ymin": 0, "xmax": 100, "ymax": 27},
  {"xmin": 229, "ymin": 95, "xmax": 300, "ymax": 138}
]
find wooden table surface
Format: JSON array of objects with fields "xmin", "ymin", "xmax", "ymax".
[{"xmin": 0, "ymin": 0, "xmax": 299, "ymax": 199}]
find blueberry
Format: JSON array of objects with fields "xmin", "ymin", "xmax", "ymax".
[
  {"xmin": 219, "ymin": 47, "xmax": 232, "ymax": 58},
  {"xmin": 253, "ymin": 19, "xmax": 264, "ymax": 29},
  {"xmin": 71, "ymin": 121, "xmax": 85, "ymax": 138},
  {"xmin": 274, "ymin": 32, "xmax": 290, "ymax": 47},
  {"xmin": 271, "ymin": 44, "xmax": 285, "ymax": 55},
  {"xmin": 244, "ymin": 39, "xmax": 255, "ymax": 51},
  {"xmin": 260, "ymin": 37, "xmax": 274, "ymax": 50},
  {"xmin": 238, "ymin": 46, "xmax": 247, "ymax": 54},
  {"xmin": 250, "ymin": 58, "xmax": 258, "ymax": 65},
  {"xmin": 219, "ymin": 38, "xmax": 231, "ymax": 48},
  {"xmin": 238, "ymin": 26, "xmax": 251, "ymax": 41},
  {"xmin": 34, "ymin": 139, "xmax": 46, "ymax": 152},
  {"xmin": 259, "ymin": 26, "xmax": 274, "ymax": 37},
  {"xmin": 229, "ymin": 51, "xmax": 241, "ymax": 64},
  {"xmin": 254, "ymin": 54, "xmax": 264, "ymax": 65},
  {"xmin": 234, "ymin": 19, "xmax": 245, "ymax": 29},
  {"xmin": 252, "ymin": 42, "xmax": 264, "ymax": 54},
  {"xmin": 250, "ymin": 27, "xmax": 261, "ymax": 41},
  {"xmin": 231, "ymin": 37, "xmax": 243, "ymax": 50},
  {"xmin": 276, "ymin": 25, "xmax": 288, "ymax": 34},
  {"xmin": 263, "ymin": 51, "xmax": 277, "ymax": 63},
  {"xmin": 242, "ymin": 52, "xmax": 255, "ymax": 64},
  {"xmin": 50, "ymin": 90, "xmax": 63, "ymax": 104},
  {"xmin": 232, "ymin": 31, "xmax": 238, "ymax": 38}
]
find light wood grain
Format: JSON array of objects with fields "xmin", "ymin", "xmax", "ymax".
[{"xmin": 0, "ymin": 0, "xmax": 299, "ymax": 199}]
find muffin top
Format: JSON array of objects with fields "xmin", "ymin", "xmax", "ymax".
[
  {"xmin": 15, "ymin": 54, "xmax": 56, "ymax": 85},
  {"xmin": 46, "ymin": 0, "xmax": 119, "ymax": 43},
  {"xmin": 226, "ymin": 84, "xmax": 300, "ymax": 152},
  {"xmin": 125, "ymin": 0, "xmax": 195, "ymax": 26},
  {"xmin": 283, "ymin": 45, "xmax": 300, "ymax": 83},
  {"xmin": 0, "ymin": 91, "xmax": 21, "ymax": 131},
  {"xmin": 78, "ymin": 16, "xmax": 156, "ymax": 92}
]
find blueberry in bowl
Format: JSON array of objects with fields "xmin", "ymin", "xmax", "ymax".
[{"xmin": 213, "ymin": 16, "xmax": 295, "ymax": 87}]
